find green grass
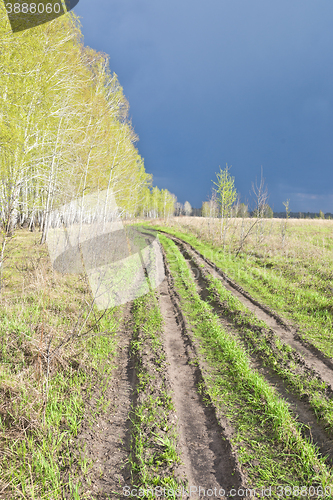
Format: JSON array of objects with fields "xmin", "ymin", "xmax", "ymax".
[
  {"xmin": 0, "ymin": 230, "xmax": 123, "ymax": 499},
  {"xmin": 129, "ymin": 290, "xmax": 183, "ymax": 498},
  {"xmin": 159, "ymin": 233, "xmax": 333, "ymax": 494},
  {"xmin": 152, "ymin": 224, "xmax": 333, "ymax": 358},
  {"xmin": 0, "ymin": 309, "xmax": 122, "ymax": 499},
  {"xmin": 199, "ymin": 268, "xmax": 333, "ymax": 436}
]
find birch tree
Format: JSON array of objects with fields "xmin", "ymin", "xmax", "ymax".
[
  {"xmin": 184, "ymin": 201, "xmax": 192, "ymax": 216},
  {"xmin": 213, "ymin": 164, "xmax": 237, "ymax": 247},
  {"xmin": 0, "ymin": 0, "xmax": 176, "ymax": 261}
]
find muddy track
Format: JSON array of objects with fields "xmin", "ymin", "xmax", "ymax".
[
  {"xmin": 77, "ymin": 230, "xmax": 333, "ymax": 498},
  {"xmin": 164, "ymin": 232, "xmax": 333, "ymax": 390},
  {"xmin": 158, "ymin": 255, "xmax": 246, "ymax": 499},
  {"xmin": 77, "ymin": 305, "xmax": 134, "ymax": 499},
  {"xmin": 163, "ymin": 233, "xmax": 333, "ymax": 463},
  {"xmin": 78, "ymin": 257, "xmax": 247, "ymax": 498}
]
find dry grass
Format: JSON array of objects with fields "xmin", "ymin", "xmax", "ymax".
[
  {"xmin": 151, "ymin": 216, "xmax": 333, "ymax": 358},
  {"xmin": 0, "ymin": 230, "xmax": 87, "ymax": 428},
  {"xmin": 152, "ymin": 216, "xmax": 333, "ymax": 265},
  {"xmin": 0, "ymin": 229, "xmax": 121, "ymax": 498}
]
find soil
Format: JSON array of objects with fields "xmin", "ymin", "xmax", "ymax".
[
  {"xmin": 77, "ymin": 241, "xmax": 247, "ymax": 499},
  {"xmin": 75, "ymin": 230, "xmax": 333, "ymax": 499},
  {"xmin": 77, "ymin": 305, "xmax": 134, "ymax": 499},
  {"xmin": 168, "ymin": 233, "xmax": 333, "ymax": 391},
  {"xmin": 158, "ymin": 272, "xmax": 245, "ymax": 499},
  {"xmin": 166, "ymin": 233, "xmax": 333, "ymax": 463}
]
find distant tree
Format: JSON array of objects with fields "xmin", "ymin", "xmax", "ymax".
[
  {"xmin": 161, "ymin": 189, "xmax": 176, "ymax": 219},
  {"xmin": 319, "ymin": 210, "xmax": 325, "ymax": 219},
  {"xmin": 202, "ymin": 193, "xmax": 219, "ymax": 237},
  {"xmin": 283, "ymin": 199, "xmax": 290, "ymax": 218},
  {"xmin": 175, "ymin": 202, "xmax": 184, "ymax": 216},
  {"xmin": 281, "ymin": 199, "xmax": 290, "ymax": 247},
  {"xmin": 235, "ymin": 203, "xmax": 249, "ymax": 218},
  {"xmin": 252, "ymin": 204, "xmax": 273, "ymax": 218},
  {"xmin": 207, "ymin": 193, "xmax": 219, "ymax": 218},
  {"xmin": 251, "ymin": 168, "xmax": 269, "ymax": 219},
  {"xmin": 213, "ymin": 164, "xmax": 237, "ymax": 246},
  {"xmin": 202, "ymin": 199, "xmax": 218, "ymax": 218},
  {"xmin": 235, "ymin": 168, "xmax": 270, "ymax": 256},
  {"xmin": 264, "ymin": 204, "xmax": 273, "ymax": 218},
  {"xmin": 184, "ymin": 201, "xmax": 192, "ymax": 216},
  {"xmin": 201, "ymin": 201, "xmax": 210, "ymax": 218}
]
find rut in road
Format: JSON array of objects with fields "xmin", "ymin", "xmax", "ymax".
[
  {"xmin": 158, "ymin": 265, "xmax": 245, "ymax": 499},
  {"xmin": 77, "ymin": 306, "xmax": 134, "ymax": 499},
  {"xmin": 168, "ymin": 233, "xmax": 333, "ymax": 392},
  {"xmin": 167, "ymin": 234, "xmax": 333, "ymax": 463}
]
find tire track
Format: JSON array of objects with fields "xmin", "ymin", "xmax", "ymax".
[
  {"xmin": 77, "ymin": 305, "xmax": 135, "ymax": 499},
  {"xmin": 166, "ymin": 233, "xmax": 333, "ymax": 391},
  {"xmin": 158, "ymin": 255, "xmax": 246, "ymax": 499},
  {"xmin": 164, "ymin": 233, "xmax": 333, "ymax": 463}
]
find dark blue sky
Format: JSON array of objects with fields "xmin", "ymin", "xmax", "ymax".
[{"xmin": 73, "ymin": 0, "xmax": 333, "ymax": 212}]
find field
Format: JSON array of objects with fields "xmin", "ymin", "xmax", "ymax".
[{"xmin": 1, "ymin": 217, "xmax": 333, "ymax": 499}]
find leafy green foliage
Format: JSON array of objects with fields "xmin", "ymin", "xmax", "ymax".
[
  {"xmin": 213, "ymin": 164, "xmax": 237, "ymax": 244},
  {"xmin": 0, "ymin": 4, "xmax": 175, "ymax": 240}
]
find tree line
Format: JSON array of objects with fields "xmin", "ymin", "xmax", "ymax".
[{"xmin": 0, "ymin": 5, "xmax": 176, "ymax": 248}]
